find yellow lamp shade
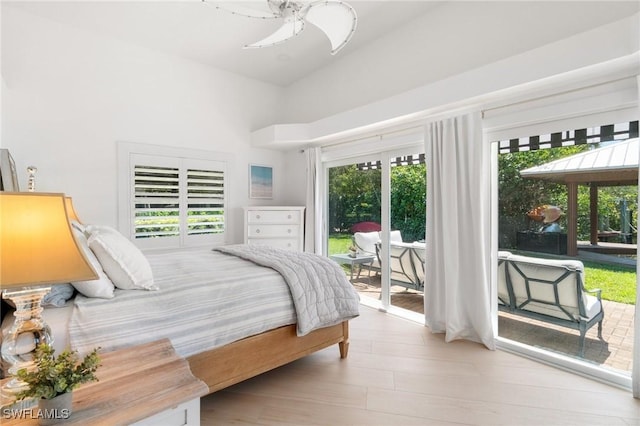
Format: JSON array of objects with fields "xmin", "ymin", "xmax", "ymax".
[
  {"xmin": 0, "ymin": 192, "xmax": 98, "ymax": 288},
  {"xmin": 64, "ymin": 196, "xmax": 82, "ymax": 223}
]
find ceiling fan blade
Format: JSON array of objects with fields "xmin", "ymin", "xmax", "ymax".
[
  {"xmin": 304, "ymin": 1, "xmax": 357, "ymax": 54},
  {"xmin": 204, "ymin": 1, "xmax": 280, "ymax": 19},
  {"xmin": 244, "ymin": 19, "xmax": 305, "ymax": 49}
]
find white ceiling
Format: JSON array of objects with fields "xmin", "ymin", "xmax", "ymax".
[{"xmin": 6, "ymin": 0, "xmax": 443, "ymax": 87}]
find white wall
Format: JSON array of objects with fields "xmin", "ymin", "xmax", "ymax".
[
  {"xmin": 4, "ymin": 3, "xmax": 639, "ymax": 240},
  {"xmin": 281, "ymin": 149, "xmax": 308, "ymax": 206},
  {"xmin": 281, "ymin": 1, "xmax": 640, "ymax": 124},
  {"xmin": 277, "ymin": 8, "xmax": 640, "ymax": 205},
  {"xmin": 1, "ymin": 6, "xmax": 288, "ymax": 244},
  {"xmin": 263, "ymin": 10, "xmax": 639, "ymax": 151}
]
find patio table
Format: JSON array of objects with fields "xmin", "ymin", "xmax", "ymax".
[{"xmin": 330, "ymin": 253, "xmax": 376, "ymax": 282}]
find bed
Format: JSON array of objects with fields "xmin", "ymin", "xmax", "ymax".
[{"xmin": 1, "ymin": 225, "xmax": 360, "ymax": 395}]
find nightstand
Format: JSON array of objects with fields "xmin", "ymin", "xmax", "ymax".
[{"xmin": 1, "ymin": 339, "xmax": 208, "ymax": 425}]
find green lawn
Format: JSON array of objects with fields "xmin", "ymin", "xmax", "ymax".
[
  {"xmin": 328, "ymin": 235, "xmax": 636, "ymax": 305},
  {"xmin": 328, "ymin": 234, "xmax": 353, "ymax": 255},
  {"xmin": 583, "ymin": 261, "xmax": 636, "ymax": 304}
]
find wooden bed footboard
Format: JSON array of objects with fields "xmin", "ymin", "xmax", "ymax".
[{"xmin": 187, "ymin": 321, "xmax": 349, "ymax": 394}]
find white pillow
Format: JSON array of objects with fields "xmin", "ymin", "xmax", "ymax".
[
  {"xmin": 86, "ymin": 225, "xmax": 157, "ymax": 291},
  {"xmin": 71, "ymin": 227, "xmax": 115, "ymax": 299},
  {"xmin": 354, "ymin": 231, "xmax": 380, "ymax": 254},
  {"xmin": 389, "ymin": 230, "xmax": 403, "ymax": 243}
]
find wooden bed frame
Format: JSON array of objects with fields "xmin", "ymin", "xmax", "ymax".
[{"xmin": 187, "ymin": 321, "xmax": 349, "ymax": 393}]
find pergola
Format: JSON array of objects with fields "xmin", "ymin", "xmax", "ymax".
[{"xmin": 520, "ymin": 138, "xmax": 638, "ymax": 256}]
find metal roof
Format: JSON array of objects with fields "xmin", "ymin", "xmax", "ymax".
[{"xmin": 520, "ymin": 138, "xmax": 639, "ymax": 185}]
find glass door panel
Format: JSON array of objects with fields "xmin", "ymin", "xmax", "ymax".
[
  {"xmin": 497, "ymin": 138, "xmax": 636, "ymax": 375},
  {"xmin": 325, "ymin": 148, "xmax": 426, "ymax": 319},
  {"xmin": 386, "ymin": 152, "xmax": 426, "ymax": 314},
  {"xmin": 326, "ymin": 157, "xmax": 382, "ymax": 304}
]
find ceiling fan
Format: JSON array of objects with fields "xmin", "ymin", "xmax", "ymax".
[{"xmin": 205, "ymin": 0, "xmax": 358, "ymax": 55}]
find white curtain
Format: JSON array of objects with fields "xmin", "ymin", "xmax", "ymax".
[
  {"xmin": 633, "ymin": 75, "xmax": 639, "ymax": 399},
  {"xmin": 304, "ymin": 147, "xmax": 322, "ymax": 253},
  {"xmin": 424, "ymin": 112, "xmax": 495, "ymax": 349},
  {"xmin": 634, "ymin": 178, "xmax": 640, "ymax": 397}
]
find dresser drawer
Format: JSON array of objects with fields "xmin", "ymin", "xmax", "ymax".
[
  {"xmin": 244, "ymin": 206, "xmax": 304, "ymax": 252},
  {"xmin": 248, "ymin": 224, "xmax": 300, "ymax": 238},
  {"xmin": 247, "ymin": 209, "xmax": 301, "ymax": 224},
  {"xmin": 247, "ymin": 238, "xmax": 300, "ymax": 250},
  {"xmin": 132, "ymin": 398, "xmax": 200, "ymax": 426}
]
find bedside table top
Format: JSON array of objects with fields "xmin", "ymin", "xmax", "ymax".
[{"xmin": 1, "ymin": 339, "xmax": 209, "ymax": 425}]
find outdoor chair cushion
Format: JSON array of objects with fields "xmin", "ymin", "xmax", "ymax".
[
  {"xmin": 505, "ymin": 254, "xmax": 589, "ymax": 321},
  {"xmin": 354, "ymin": 231, "xmax": 380, "ymax": 256},
  {"xmin": 354, "ymin": 230, "xmax": 406, "ymax": 274},
  {"xmin": 497, "ymin": 252, "xmax": 604, "ymax": 357},
  {"xmin": 354, "ymin": 230, "xmax": 403, "ymax": 255},
  {"xmin": 375, "ymin": 241, "xmax": 425, "ymax": 292},
  {"xmin": 390, "ymin": 230, "xmax": 403, "ymax": 243}
]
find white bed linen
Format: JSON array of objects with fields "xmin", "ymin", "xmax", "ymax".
[
  {"xmin": 215, "ymin": 244, "xmax": 360, "ymax": 336},
  {"xmin": 69, "ymin": 248, "xmax": 297, "ymax": 357}
]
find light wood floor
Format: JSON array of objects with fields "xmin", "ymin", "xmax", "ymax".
[{"xmin": 201, "ymin": 305, "xmax": 640, "ymax": 425}]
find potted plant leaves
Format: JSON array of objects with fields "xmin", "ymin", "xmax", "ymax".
[{"xmin": 14, "ymin": 344, "xmax": 100, "ymax": 425}]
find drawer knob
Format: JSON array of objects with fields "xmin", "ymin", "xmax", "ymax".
[
  {"xmin": 287, "ymin": 229, "xmax": 292, "ymax": 234},
  {"xmin": 287, "ymin": 214, "xmax": 292, "ymax": 219},
  {"xmin": 256, "ymin": 214, "xmax": 261, "ymax": 219},
  {"xmin": 256, "ymin": 229, "xmax": 261, "ymax": 234}
]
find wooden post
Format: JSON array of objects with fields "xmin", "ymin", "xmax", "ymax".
[
  {"xmin": 567, "ymin": 182, "xmax": 578, "ymax": 256},
  {"xmin": 590, "ymin": 183, "xmax": 599, "ymax": 245}
]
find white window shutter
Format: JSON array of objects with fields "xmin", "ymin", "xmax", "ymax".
[
  {"xmin": 186, "ymin": 168, "xmax": 225, "ymax": 236},
  {"xmin": 134, "ymin": 165, "xmax": 181, "ymax": 239},
  {"xmin": 127, "ymin": 152, "xmax": 227, "ymax": 249}
]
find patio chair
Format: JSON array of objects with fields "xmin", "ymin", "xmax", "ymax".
[
  {"xmin": 498, "ymin": 253, "xmax": 604, "ymax": 357},
  {"xmin": 497, "ymin": 251, "xmax": 512, "ymax": 307},
  {"xmin": 352, "ymin": 230, "xmax": 403, "ymax": 277},
  {"xmin": 376, "ymin": 241, "xmax": 425, "ymax": 292}
]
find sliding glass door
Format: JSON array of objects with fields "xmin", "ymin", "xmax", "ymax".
[
  {"xmin": 326, "ymin": 155, "xmax": 382, "ymax": 303},
  {"xmin": 325, "ymin": 144, "xmax": 426, "ymax": 317},
  {"xmin": 495, "ymin": 121, "xmax": 637, "ymax": 383},
  {"xmin": 386, "ymin": 151, "xmax": 426, "ymax": 314}
]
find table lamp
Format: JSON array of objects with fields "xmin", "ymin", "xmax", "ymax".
[
  {"xmin": 0, "ymin": 192, "xmax": 98, "ymax": 394},
  {"xmin": 64, "ymin": 196, "xmax": 82, "ymax": 224}
]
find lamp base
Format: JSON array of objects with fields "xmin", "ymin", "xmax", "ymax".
[
  {"xmin": 2, "ymin": 377, "xmax": 29, "ymax": 395},
  {"xmin": 1, "ymin": 286, "xmax": 53, "ymax": 396}
]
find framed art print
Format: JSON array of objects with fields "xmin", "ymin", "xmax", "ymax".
[{"xmin": 249, "ymin": 164, "xmax": 273, "ymax": 199}]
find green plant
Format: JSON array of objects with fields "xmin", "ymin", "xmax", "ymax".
[{"xmin": 15, "ymin": 344, "xmax": 101, "ymax": 400}]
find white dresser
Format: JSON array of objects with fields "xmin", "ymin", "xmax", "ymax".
[{"xmin": 244, "ymin": 206, "xmax": 305, "ymax": 251}]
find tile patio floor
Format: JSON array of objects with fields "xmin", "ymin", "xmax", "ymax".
[{"xmin": 350, "ymin": 272, "xmax": 634, "ymax": 373}]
